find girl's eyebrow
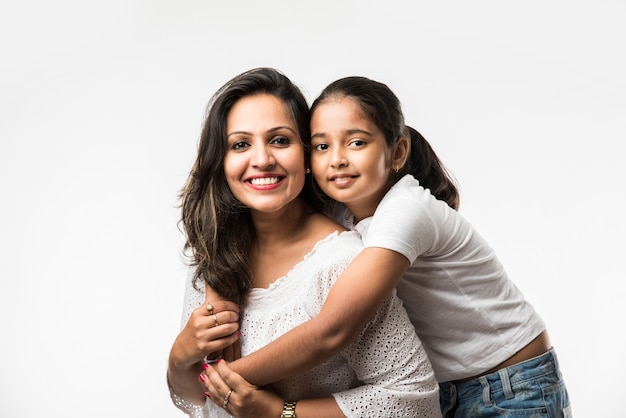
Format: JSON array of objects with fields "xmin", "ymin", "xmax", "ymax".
[
  {"xmin": 311, "ymin": 128, "xmax": 372, "ymax": 140},
  {"xmin": 345, "ymin": 128, "xmax": 372, "ymax": 136},
  {"xmin": 227, "ymin": 126, "xmax": 297, "ymax": 139}
]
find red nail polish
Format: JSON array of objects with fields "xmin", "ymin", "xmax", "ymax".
[
  {"xmin": 202, "ymin": 363, "xmax": 208, "ymax": 371},
  {"xmin": 198, "ymin": 374, "xmax": 206, "ymax": 382},
  {"xmin": 237, "ymin": 331, "xmax": 242, "ymax": 337},
  {"xmin": 204, "ymin": 392, "xmax": 211, "ymax": 398}
]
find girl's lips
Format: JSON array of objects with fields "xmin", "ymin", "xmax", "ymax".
[{"xmin": 330, "ymin": 175, "xmax": 357, "ymax": 187}]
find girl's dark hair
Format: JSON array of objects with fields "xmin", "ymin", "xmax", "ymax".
[
  {"xmin": 310, "ymin": 76, "xmax": 459, "ymax": 210},
  {"xmin": 180, "ymin": 67, "xmax": 314, "ymax": 302}
]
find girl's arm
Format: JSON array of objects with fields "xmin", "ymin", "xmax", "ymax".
[
  {"xmin": 229, "ymin": 246, "xmax": 410, "ymax": 386},
  {"xmin": 205, "ymin": 289, "xmax": 440, "ymax": 418}
]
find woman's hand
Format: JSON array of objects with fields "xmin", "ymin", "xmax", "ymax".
[
  {"xmin": 201, "ymin": 360, "xmax": 283, "ymax": 418},
  {"xmin": 169, "ymin": 297, "xmax": 240, "ymax": 370},
  {"xmin": 167, "ymin": 290, "xmax": 241, "ymax": 406}
]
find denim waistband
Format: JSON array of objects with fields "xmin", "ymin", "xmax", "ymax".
[{"xmin": 441, "ymin": 348, "xmax": 561, "ymax": 402}]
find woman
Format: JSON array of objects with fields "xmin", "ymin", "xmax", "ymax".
[{"xmin": 167, "ymin": 67, "xmax": 441, "ymax": 418}]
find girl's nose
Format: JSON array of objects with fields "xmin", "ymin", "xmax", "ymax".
[{"xmin": 330, "ymin": 150, "xmax": 348, "ymax": 168}]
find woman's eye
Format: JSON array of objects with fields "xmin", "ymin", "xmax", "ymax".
[
  {"xmin": 271, "ymin": 136, "xmax": 290, "ymax": 146},
  {"xmin": 231, "ymin": 140, "xmax": 249, "ymax": 150}
]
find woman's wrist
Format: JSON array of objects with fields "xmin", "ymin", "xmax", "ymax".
[
  {"xmin": 280, "ymin": 400, "xmax": 297, "ymax": 417},
  {"xmin": 169, "ymin": 352, "xmax": 203, "ymax": 371}
]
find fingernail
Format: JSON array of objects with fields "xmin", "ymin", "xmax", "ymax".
[
  {"xmin": 202, "ymin": 363, "xmax": 208, "ymax": 370},
  {"xmin": 218, "ymin": 359, "xmax": 223, "ymax": 363},
  {"xmin": 237, "ymin": 331, "xmax": 242, "ymax": 337},
  {"xmin": 198, "ymin": 374, "xmax": 206, "ymax": 382},
  {"xmin": 204, "ymin": 392, "xmax": 211, "ymax": 398}
]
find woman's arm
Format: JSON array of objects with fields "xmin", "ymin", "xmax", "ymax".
[
  {"xmin": 228, "ymin": 246, "xmax": 410, "ymax": 386},
  {"xmin": 167, "ymin": 277, "xmax": 241, "ymax": 409},
  {"xmin": 202, "ymin": 360, "xmax": 345, "ymax": 418}
]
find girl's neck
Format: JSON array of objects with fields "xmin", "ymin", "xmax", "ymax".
[{"xmin": 345, "ymin": 180, "xmax": 394, "ymax": 223}]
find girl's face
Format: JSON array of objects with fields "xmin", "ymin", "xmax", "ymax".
[
  {"xmin": 310, "ymin": 97, "xmax": 394, "ymax": 221},
  {"xmin": 224, "ymin": 93, "xmax": 306, "ymax": 215}
]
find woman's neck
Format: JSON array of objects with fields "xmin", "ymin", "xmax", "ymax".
[
  {"xmin": 250, "ymin": 198, "xmax": 310, "ymax": 250},
  {"xmin": 248, "ymin": 198, "xmax": 342, "ymax": 289}
]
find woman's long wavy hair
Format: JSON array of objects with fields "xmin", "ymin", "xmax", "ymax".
[
  {"xmin": 180, "ymin": 67, "xmax": 315, "ymax": 303},
  {"xmin": 310, "ymin": 76, "xmax": 460, "ymax": 210}
]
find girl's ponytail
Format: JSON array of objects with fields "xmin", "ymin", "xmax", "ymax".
[{"xmin": 404, "ymin": 126, "xmax": 460, "ymax": 210}]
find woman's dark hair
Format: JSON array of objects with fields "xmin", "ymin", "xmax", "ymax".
[
  {"xmin": 310, "ymin": 76, "xmax": 459, "ymax": 210},
  {"xmin": 180, "ymin": 67, "xmax": 314, "ymax": 302}
]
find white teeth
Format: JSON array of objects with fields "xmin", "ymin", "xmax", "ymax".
[{"xmin": 250, "ymin": 177, "xmax": 280, "ymax": 186}]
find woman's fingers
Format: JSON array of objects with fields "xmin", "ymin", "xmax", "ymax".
[
  {"xmin": 202, "ymin": 360, "xmax": 283, "ymax": 418},
  {"xmin": 203, "ymin": 300, "xmax": 240, "ymax": 318},
  {"xmin": 202, "ymin": 361, "xmax": 237, "ymax": 411},
  {"xmin": 204, "ymin": 286, "xmax": 240, "ymax": 317}
]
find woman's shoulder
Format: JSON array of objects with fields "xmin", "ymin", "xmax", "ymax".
[
  {"xmin": 306, "ymin": 226, "xmax": 362, "ymax": 262},
  {"xmin": 309, "ymin": 211, "xmax": 345, "ymax": 230}
]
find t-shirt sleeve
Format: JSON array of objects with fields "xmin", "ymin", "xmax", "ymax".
[{"xmin": 361, "ymin": 175, "xmax": 444, "ymax": 263}]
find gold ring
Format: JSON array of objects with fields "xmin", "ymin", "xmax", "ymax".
[
  {"xmin": 213, "ymin": 313, "xmax": 219, "ymax": 327},
  {"xmin": 206, "ymin": 303, "xmax": 214, "ymax": 315},
  {"xmin": 223, "ymin": 389, "xmax": 232, "ymax": 409}
]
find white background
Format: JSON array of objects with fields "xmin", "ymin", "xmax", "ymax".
[{"xmin": 1, "ymin": 1, "xmax": 624, "ymax": 417}]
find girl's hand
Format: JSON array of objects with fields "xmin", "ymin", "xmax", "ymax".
[
  {"xmin": 201, "ymin": 360, "xmax": 283, "ymax": 418},
  {"xmin": 170, "ymin": 298, "xmax": 240, "ymax": 370}
]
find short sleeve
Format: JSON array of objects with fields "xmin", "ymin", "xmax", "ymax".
[{"xmin": 360, "ymin": 175, "xmax": 449, "ymax": 263}]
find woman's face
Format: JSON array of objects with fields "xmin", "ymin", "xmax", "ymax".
[
  {"xmin": 224, "ymin": 93, "xmax": 306, "ymax": 215},
  {"xmin": 310, "ymin": 96, "xmax": 393, "ymax": 221}
]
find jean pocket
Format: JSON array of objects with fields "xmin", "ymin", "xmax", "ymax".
[{"xmin": 563, "ymin": 404, "xmax": 573, "ymax": 418}]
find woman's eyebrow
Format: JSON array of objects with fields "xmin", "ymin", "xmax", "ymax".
[{"xmin": 227, "ymin": 125, "xmax": 297, "ymax": 138}]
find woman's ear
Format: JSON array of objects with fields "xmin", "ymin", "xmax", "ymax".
[{"xmin": 392, "ymin": 136, "xmax": 410, "ymax": 171}]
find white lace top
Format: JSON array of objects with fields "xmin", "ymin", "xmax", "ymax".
[{"xmin": 170, "ymin": 231, "xmax": 441, "ymax": 417}]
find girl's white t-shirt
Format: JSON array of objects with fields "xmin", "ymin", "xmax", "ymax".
[{"xmin": 344, "ymin": 175, "xmax": 546, "ymax": 382}]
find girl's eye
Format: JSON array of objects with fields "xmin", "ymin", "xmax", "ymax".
[
  {"xmin": 313, "ymin": 143, "xmax": 329, "ymax": 151},
  {"xmin": 348, "ymin": 139, "xmax": 366, "ymax": 148}
]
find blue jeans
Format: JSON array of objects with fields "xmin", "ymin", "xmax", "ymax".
[{"xmin": 439, "ymin": 348, "xmax": 572, "ymax": 417}]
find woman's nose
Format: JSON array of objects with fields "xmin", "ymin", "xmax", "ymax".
[{"xmin": 251, "ymin": 145, "xmax": 275, "ymax": 168}]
